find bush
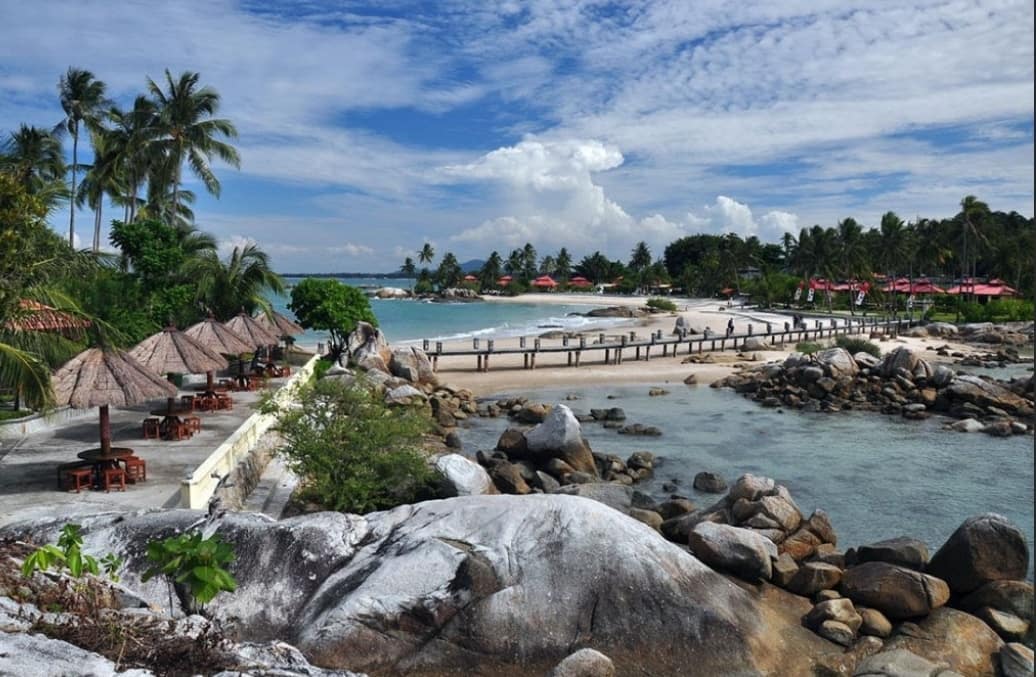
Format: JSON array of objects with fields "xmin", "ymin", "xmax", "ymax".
[
  {"xmin": 502, "ymin": 280, "xmax": 529, "ymax": 296},
  {"xmin": 645, "ymin": 297, "xmax": 677, "ymax": 312},
  {"xmin": 289, "ymin": 278, "xmax": 377, "ymax": 359},
  {"xmin": 273, "ymin": 378, "xmax": 440, "ymax": 513},
  {"xmin": 984, "ymin": 298, "xmax": 1034, "ymax": 322},
  {"xmin": 835, "ymin": 336, "xmax": 881, "ymax": 358},
  {"xmin": 142, "ymin": 532, "xmax": 236, "ymax": 613},
  {"xmin": 795, "ymin": 341, "xmax": 822, "ymax": 355}
]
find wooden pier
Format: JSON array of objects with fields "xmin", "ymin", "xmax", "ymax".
[{"xmin": 421, "ymin": 316, "xmax": 913, "ymax": 373}]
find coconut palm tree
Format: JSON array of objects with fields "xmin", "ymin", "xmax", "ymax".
[
  {"xmin": 958, "ymin": 195, "xmax": 990, "ymax": 303},
  {"xmin": 505, "ymin": 248, "xmax": 523, "ymax": 276},
  {"xmin": 555, "ymin": 247, "xmax": 572, "ymax": 281},
  {"xmin": 57, "ymin": 68, "xmax": 109, "ymax": 248},
  {"xmin": 836, "ymin": 218, "xmax": 866, "ymax": 314},
  {"xmin": 0, "ymin": 125, "xmax": 68, "ymax": 210},
  {"xmin": 104, "ymin": 97, "xmax": 159, "ymax": 223},
  {"xmin": 418, "ymin": 242, "xmax": 434, "ymax": 265},
  {"xmin": 77, "ymin": 128, "xmax": 128, "ymax": 252},
  {"xmin": 521, "ymin": 242, "xmax": 537, "ymax": 281},
  {"xmin": 400, "ymin": 257, "xmax": 416, "ymax": 291},
  {"xmin": 189, "ymin": 242, "xmax": 284, "ymax": 320},
  {"xmin": 480, "ymin": 251, "xmax": 503, "ymax": 288},
  {"xmin": 146, "ymin": 69, "xmax": 240, "ymax": 218}
]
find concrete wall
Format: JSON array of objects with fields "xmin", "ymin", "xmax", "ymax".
[
  {"xmin": 0, "ymin": 406, "xmax": 93, "ymax": 440},
  {"xmin": 179, "ymin": 355, "xmax": 318, "ymax": 510}
]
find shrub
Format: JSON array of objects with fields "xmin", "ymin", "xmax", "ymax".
[
  {"xmin": 22, "ymin": 524, "xmax": 121, "ymax": 582},
  {"xmin": 273, "ymin": 378, "xmax": 440, "ymax": 514},
  {"xmin": 795, "ymin": 341, "xmax": 822, "ymax": 355},
  {"xmin": 835, "ymin": 336, "xmax": 881, "ymax": 358},
  {"xmin": 645, "ymin": 297, "xmax": 678, "ymax": 312},
  {"xmin": 142, "ymin": 532, "xmax": 237, "ymax": 613}
]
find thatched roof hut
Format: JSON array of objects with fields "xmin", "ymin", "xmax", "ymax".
[
  {"xmin": 224, "ymin": 312, "xmax": 280, "ymax": 349},
  {"xmin": 129, "ymin": 326, "xmax": 228, "ymax": 375},
  {"xmin": 184, "ymin": 317, "xmax": 254, "ymax": 356}
]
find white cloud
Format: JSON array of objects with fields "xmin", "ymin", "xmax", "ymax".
[{"xmin": 330, "ymin": 242, "xmax": 375, "ymax": 257}]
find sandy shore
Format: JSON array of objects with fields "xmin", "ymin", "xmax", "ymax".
[{"xmin": 433, "ymin": 294, "xmax": 980, "ymax": 397}]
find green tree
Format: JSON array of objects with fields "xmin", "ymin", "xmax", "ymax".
[
  {"xmin": 505, "ymin": 248, "xmax": 523, "ymax": 276},
  {"xmin": 418, "ymin": 242, "xmax": 434, "ymax": 265},
  {"xmin": 146, "ymin": 70, "xmax": 240, "ymax": 217},
  {"xmin": 836, "ymin": 218, "xmax": 867, "ymax": 314},
  {"xmin": 629, "ymin": 241, "xmax": 652, "ymax": 273},
  {"xmin": 272, "ymin": 377, "xmax": 437, "ymax": 513},
  {"xmin": 103, "ymin": 96, "xmax": 158, "ymax": 224},
  {"xmin": 57, "ymin": 67, "xmax": 109, "ymax": 248},
  {"xmin": 190, "ymin": 243, "xmax": 284, "ymax": 320},
  {"xmin": 288, "ymin": 278, "xmax": 376, "ymax": 359},
  {"xmin": 958, "ymin": 195, "xmax": 990, "ymax": 305},
  {"xmin": 0, "ymin": 125, "xmax": 67, "ymax": 210},
  {"xmin": 521, "ymin": 242, "xmax": 537, "ymax": 281},
  {"xmin": 575, "ymin": 251, "xmax": 621, "ymax": 285},
  {"xmin": 555, "ymin": 247, "xmax": 572, "ymax": 281},
  {"xmin": 480, "ymin": 250, "xmax": 502, "ymax": 288},
  {"xmin": 436, "ymin": 251, "xmax": 462, "ymax": 288}
]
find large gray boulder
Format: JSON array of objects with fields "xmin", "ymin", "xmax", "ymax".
[
  {"xmin": 853, "ymin": 648, "xmax": 952, "ymax": 677},
  {"xmin": 883, "ymin": 607, "xmax": 1003, "ymax": 676},
  {"xmin": 435, "ymin": 454, "xmax": 496, "ymax": 496},
  {"xmin": 524, "ymin": 404, "xmax": 598, "ymax": 476},
  {"xmin": 388, "ymin": 346, "xmax": 437, "ymax": 386},
  {"xmin": 855, "ymin": 537, "xmax": 929, "ymax": 571},
  {"xmin": 815, "ymin": 347, "xmax": 859, "ymax": 378},
  {"xmin": 0, "ymin": 497, "xmax": 848, "ymax": 676},
  {"xmin": 688, "ymin": 522, "xmax": 775, "ymax": 582},
  {"xmin": 347, "ymin": 321, "xmax": 391, "ymax": 372},
  {"xmin": 0, "ymin": 632, "xmax": 154, "ymax": 677},
  {"xmin": 880, "ymin": 347, "xmax": 927, "ymax": 379},
  {"xmin": 926, "ymin": 513, "xmax": 1030, "ymax": 595},
  {"xmin": 840, "ymin": 562, "xmax": 950, "ymax": 619},
  {"xmin": 941, "ymin": 376, "xmax": 1035, "ymax": 417},
  {"xmin": 549, "ymin": 648, "xmax": 615, "ymax": 677}
]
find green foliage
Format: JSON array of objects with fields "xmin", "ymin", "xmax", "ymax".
[
  {"xmin": 21, "ymin": 524, "xmax": 121, "ymax": 582},
  {"xmin": 272, "ymin": 377, "xmax": 439, "ymax": 514},
  {"xmin": 835, "ymin": 336, "xmax": 881, "ymax": 358},
  {"xmin": 311, "ymin": 356, "xmax": 335, "ymax": 380},
  {"xmin": 501, "ymin": 279, "xmax": 529, "ymax": 296},
  {"xmin": 958, "ymin": 301, "xmax": 985, "ymax": 323},
  {"xmin": 795, "ymin": 341, "xmax": 823, "ymax": 355},
  {"xmin": 413, "ymin": 277, "xmax": 435, "ymax": 294},
  {"xmin": 142, "ymin": 532, "xmax": 237, "ymax": 607},
  {"xmin": 983, "ymin": 298, "xmax": 1034, "ymax": 322},
  {"xmin": 288, "ymin": 278, "xmax": 377, "ymax": 359},
  {"xmin": 645, "ymin": 297, "xmax": 677, "ymax": 312}
]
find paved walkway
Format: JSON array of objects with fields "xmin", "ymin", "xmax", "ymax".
[{"xmin": 0, "ymin": 379, "xmax": 287, "ymax": 527}]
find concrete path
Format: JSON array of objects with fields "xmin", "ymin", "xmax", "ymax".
[{"xmin": 0, "ymin": 380, "xmax": 286, "ymax": 527}]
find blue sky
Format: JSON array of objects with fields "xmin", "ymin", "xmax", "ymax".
[{"xmin": 1, "ymin": 0, "xmax": 1032, "ymax": 273}]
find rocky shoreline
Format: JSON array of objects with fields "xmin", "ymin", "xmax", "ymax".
[{"xmin": 1, "ymin": 321, "xmax": 1033, "ymax": 676}]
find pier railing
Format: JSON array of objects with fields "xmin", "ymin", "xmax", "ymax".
[{"xmin": 421, "ymin": 316, "xmax": 914, "ymax": 372}]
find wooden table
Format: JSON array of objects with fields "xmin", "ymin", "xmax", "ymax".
[
  {"xmin": 77, "ymin": 447, "xmax": 135, "ymax": 487},
  {"xmin": 149, "ymin": 407, "xmax": 197, "ymax": 439}
]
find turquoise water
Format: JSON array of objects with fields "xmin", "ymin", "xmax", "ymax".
[
  {"xmin": 271, "ymin": 277, "xmax": 620, "ymax": 346},
  {"xmin": 458, "ymin": 383, "xmax": 1035, "ymax": 577}
]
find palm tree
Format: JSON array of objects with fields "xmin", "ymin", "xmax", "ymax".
[
  {"xmin": 77, "ymin": 128, "xmax": 127, "ymax": 252},
  {"xmin": 958, "ymin": 195, "xmax": 990, "ymax": 304},
  {"xmin": 555, "ymin": 247, "xmax": 572, "ymax": 281},
  {"xmin": 836, "ymin": 218, "xmax": 866, "ymax": 314},
  {"xmin": 505, "ymin": 249, "xmax": 523, "ymax": 276},
  {"xmin": 480, "ymin": 251, "xmax": 503, "ymax": 288},
  {"xmin": 146, "ymin": 70, "xmax": 240, "ymax": 218},
  {"xmin": 629, "ymin": 241, "xmax": 652, "ymax": 291},
  {"xmin": 190, "ymin": 243, "xmax": 284, "ymax": 320},
  {"xmin": 0, "ymin": 125, "xmax": 67, "ymax": 209},
  {"xmin": 401, "ymin": 257, "xmax": 416, "ymax": 291},
  {"xmin": 57, "ymin": 68, "xmax": 109, "ymax": 248},
  {"xmin": 104, "ymin": 97, "xmax": 158, "ymax": 223},
  {"xmin": 436, "ymin": 252, "xmax": 462, "ymax": 288},
  {"xmin": 521, "ymin": 242, "xmax": 537, "ymax": 281},
  {"xmin": 418, "ymin": 242, "xmax": 435, "ymax": 265}
]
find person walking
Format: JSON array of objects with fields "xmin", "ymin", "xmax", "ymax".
[{"xmin": 726, "ymin": 318, "xmax": 735, "ymax": 337}]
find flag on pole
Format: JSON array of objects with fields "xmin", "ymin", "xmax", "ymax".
[{"xmin": 806, "ymin": 288, "xmax": 815, "ymax": 302}]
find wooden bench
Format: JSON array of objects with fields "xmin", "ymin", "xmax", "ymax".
[
  {"xmin": 102, "ymin": 467, "xmax": 126, "ymax": 492},
  {"xmin": 56, "ymin": 461, "xmax": 94, "ymax": 492}
]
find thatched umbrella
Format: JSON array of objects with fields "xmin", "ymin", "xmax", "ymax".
[
  {"xmin": 255, "ymin": 310, "xmax": 304, "ymax": 366},
  {"xmin": 53, "ymin": 348, "xmax": 176, "ymax": 453},
  {"xmin": 224, "ymin": 311, "xmax": 280, "ymax": 349},
  {"xmin": 129, "ymin": 326, "xmax": 229, "ymax": 409},
  {"xmin": 184, "ymin": 316, "xmax": 254, "ymax": 390}
]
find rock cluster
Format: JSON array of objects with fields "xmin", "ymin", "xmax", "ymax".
[
  {"xmin": 907, "ymin": 320, "xmax": 1033, "ymax": 346},
  {"xmin": 476, "ymin": 404, "xmax": 659, "ymax": 506},
  {"xmin": 714, "ymin": 346, "xmax": 1034, "ymax": 434},
  {"xmin": 648, "ymin": 472, "xmax": 1032, "ymax": 668},
  {"xmin": 337, "ymin": 322, "xmax": 480, "ymax": 447}
]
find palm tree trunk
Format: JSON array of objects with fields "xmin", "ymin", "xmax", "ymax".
[
  {"xmin": 93, "ymin": 205, "xmax": 102, "ymax": 253},
  {"xmin": 69, "ymin": 128, "xmax": 78, "ymax": 248}
]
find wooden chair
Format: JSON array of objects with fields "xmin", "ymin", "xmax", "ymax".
[
  {"xmin": 57, "ymin": 462, "xmax": 94, "ymax": 492},
  {"xmin": 216, "ymin": 394, "xmax": 233, "ymax": 410},
  {"xmin": 122, "ymin": 456, "xmax": 146, "ymax": 483},
  {"xmin": 195, "ymin": 395, "xmax": 217, "ymax": 412},
  {"xmin": 185, "ymin": 415, "xmax": 202, "ymax": 433},
  {"xmin": 142, "ymin": 417, "xmax": 162, "ymax": 439},
  {"xmin": 102, "ymin": 467, "xmax": 126, "ymax": 492},
  {"xmin": 180, "ymin": 394, "xmax": 195, "ymax": 411},
  {"xmin": 165, "ymin": 420, "xmax": 191, "ymax": 441}
]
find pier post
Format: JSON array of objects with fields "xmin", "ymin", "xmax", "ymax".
[
  {"xmin": 579, "ymin": 336, "xmax": 587, "ymax": 350},
  {"xmin": 575, "ymin": 351, "xmax": 581, "ymax": 367},
  {"xmin": 423, "ymin": 339, "xmax": 429, "ymax": 351},
  {"xmin": 520, "ymin": 336, "xmax": 526, "ymax": 349},
  {"xmin": 524, "ymin": 354, "xmax": 529, "ymax": 369},
  {"xmin": 436, "ymin": 341, "xmax": 443, "ymax": 354},
  {"xmin": 636, "ymin": 346, "xmax": 642, "ymax": 360},
  {"xmin": 567, "ymin": 352, "xmax": 573, "ymax": 366},
  {"xmin": 599, "ymin": 333, "xmax": 606, "ymax": 345},
  {"xmin": 476, "ymin": 355, "xmax": 482, "ymax": 371},
  {"xmin": 748, "ymin": 324, "xmax": 753, "ymax": 336},
  {"xmin": 530, "ymin": 353, "xmax": 536, "ymax": 369},
  {"xmin": 605, "ymin": 348, "xmax": 610, "ymax": 364},
  {"xmin": 473, "ymin": 337, "xmax": 479, "ymax": 350}
]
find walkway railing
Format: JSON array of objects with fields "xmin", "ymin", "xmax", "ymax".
[
  {"xmin": 179, "ymin": 355, "xmax": 318, "ymax": 509},
  {"xmin": 422, "ymin": 316, "xmax": 914, "ymax": 372}
]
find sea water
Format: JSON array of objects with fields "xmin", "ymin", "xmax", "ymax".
[
  {"xmin": 270, "ymin": 277, "xmax": 625, "ymax": 346},
  {"xmin": 458, "ymin": 382, "xmax": 1035, "ymax": 577}
]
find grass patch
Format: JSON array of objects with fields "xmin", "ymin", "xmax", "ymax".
[
  {"xmin": 835, "ymin": 336, "xmax": 881, "ymax": 358},
  {"xmin": 795, "ymin": 341, "xmax": 823, "ymax": 355}
]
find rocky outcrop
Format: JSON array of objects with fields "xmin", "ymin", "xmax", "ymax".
[
  {"xmin": 688, "ymin": 522, "xmax": 775, "ymax": 582},
  {"xmin": 0, "ymin": 497, "xmax": 855, "ymax": 676},
  {"xmin": 434, "ymin": 454, "xmax": 496, "ymax": 496},
  {"xmin": 926, "ymin": 513, "xmax": 1030, "ymax": 595},
  {"xmin": 840, "ymin": 562, "xmax": 950, "ymax": 620},
  {"xmin": 715, "ymin": 345, "xmax": 1034, "ymax": 432},
  {"xmin": 549, "ymin": 648, "xmax": 616, "ymax": 677},
  {"xmin": 883, "ymin": 607, "xmax": 1004, "ymax": 676}
]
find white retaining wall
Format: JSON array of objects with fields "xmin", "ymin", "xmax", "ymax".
[{"xmin": 179, "ymin": 355, "xmax": 318, "ymax": 509}]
